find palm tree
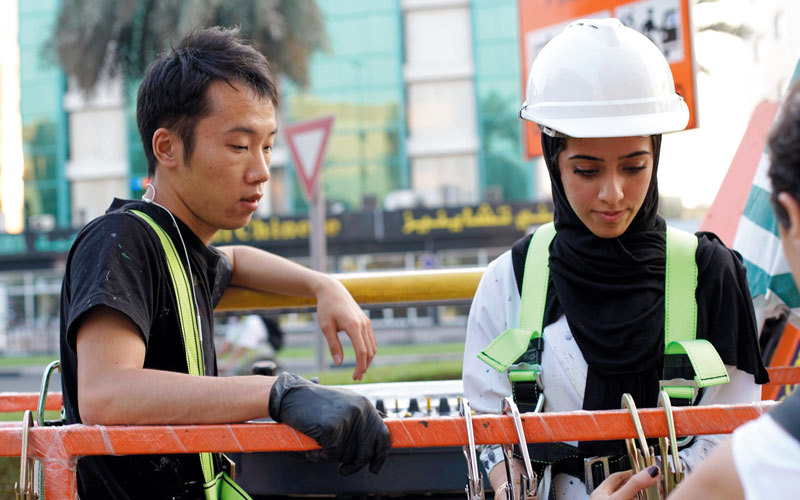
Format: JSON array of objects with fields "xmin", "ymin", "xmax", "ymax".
[
  {"xmin": 48, "ymin": 0, "xmax": 328, "ymax": 94},
  {"xmin": 694, "ymin": 0, "xmax": 753, "ymax": 39}
]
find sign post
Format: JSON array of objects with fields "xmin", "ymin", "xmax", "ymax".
[{"xmin": 283, "ymin": 116, "xmax": 335, "ymax": 372}]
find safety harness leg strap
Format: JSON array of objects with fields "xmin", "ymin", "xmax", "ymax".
[{"xmin": 131, "ymin": 210, "xmax": 251, "ymax": 500}]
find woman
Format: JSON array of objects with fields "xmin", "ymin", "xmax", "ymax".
[{"xmin": 462, "ymin": 18, "xmax": 768, "ymax": 499}]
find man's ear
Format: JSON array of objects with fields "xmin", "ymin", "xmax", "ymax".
[
  {"xmin": 152, "ymin": 128, "xmax": 180, "ymax": 169},
  {"xmin": 777, "ymin": 192, "xmax": 800, "ymax": 240}
]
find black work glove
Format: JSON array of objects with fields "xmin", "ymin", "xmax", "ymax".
[{"xmin": 268, "ymin": 372, "xmax": 391, "ymax": 475}]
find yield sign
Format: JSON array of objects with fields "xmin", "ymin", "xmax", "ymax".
[{"xmin": 283, "ymin": 116, "xmax": 335, "ymax": 201}]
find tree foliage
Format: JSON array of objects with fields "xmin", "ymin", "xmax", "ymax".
[{"xmin": 49, "ymin": 0, "xmax": 328, "ymax": 94}]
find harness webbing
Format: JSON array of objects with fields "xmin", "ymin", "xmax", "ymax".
[
  {"xmin": 663, "ymin": 227, "xmax": 729, "ymax": 397},
  {"xmin": 130, "ymin": 210, "xmax": 216, "ymax": 496},
  {"xmin": 478, "ymin": 223, "xmax": 729, "ymax": 406}
]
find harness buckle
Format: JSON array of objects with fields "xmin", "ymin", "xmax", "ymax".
[
  {"xmin": 583, "ymin": 456, "xmax": 610, "ymax": 495},
  {"xmin": 507, "ymin": 363, "xmax": 544, "ymax": 390},
  {"xmin": 659, "ymin": 378, "xmax": 698, "ymax": 402}
]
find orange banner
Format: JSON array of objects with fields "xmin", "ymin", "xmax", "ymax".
[{"xmin": 518, "ymin": 0, "xmax": 698, "ymax": 157}]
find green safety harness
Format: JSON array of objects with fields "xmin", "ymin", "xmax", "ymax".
[
  {"xmin": 478, "ymin": 221, "xmax": 730, "ymax": 420},
  {"xmin": 131, "ymin": 210, "xmax": 252, "ymax": 500}
]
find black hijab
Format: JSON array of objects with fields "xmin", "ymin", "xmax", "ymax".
[{"xmin": 512, "ymin": 133, "xmax": 769, "ymax": 456}]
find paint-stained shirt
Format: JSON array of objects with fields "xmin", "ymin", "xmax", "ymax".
[{"xmin": 59, "ymin": 198, "xmax": 233, "ymax": 500}]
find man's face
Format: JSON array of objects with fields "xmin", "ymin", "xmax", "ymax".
[
  {"xmin": 174, "ymin": 80, "xmax": 276, "ymax": 241},
  {"xmin": 777, "ymin": 192, "xmax": 800, "ymax": 291}
]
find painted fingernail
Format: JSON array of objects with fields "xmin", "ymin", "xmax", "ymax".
[
  {"xmin": 333, "ymin": 354, "xmax": 343, "ymax": 365},
  {"xmin": 647, "ymin": 466, "xmax": 659, "ymax": 477}
]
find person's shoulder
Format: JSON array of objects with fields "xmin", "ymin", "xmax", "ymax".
[
  {"xmin": 78, "ymin": 199, "xmax": 155, "ymax": 235},
  {"xmin": 694, "ymin": 230, "xmax": 745, "ymax": 268},
  {"xmin": 486, "ymin": 249, "xmax": 512, "ymax": 272},
  {"xmin": 69, "ymin": 201, "xmax": 160, "ymax": 260}
]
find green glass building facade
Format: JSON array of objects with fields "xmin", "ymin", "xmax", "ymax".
[
  {"xmin": 18, "ymin": 0, "xmax": 69, "ymax": 228},
  {"xmin": 284, "ymin": 0, "xmax": 408, "ymax": 212},
  {"xmin": 472, "ymin": 0, "xmax": 533, "ymax": 202}
]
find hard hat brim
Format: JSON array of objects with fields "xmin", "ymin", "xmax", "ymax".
[{"xmin": 519, "ymin": 102, "xmax": 690, "ymax": 138}]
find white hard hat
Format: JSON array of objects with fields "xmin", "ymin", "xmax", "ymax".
[{"xmin": 518, "ymin": 18, "xmax": 689, "ymax": 138}]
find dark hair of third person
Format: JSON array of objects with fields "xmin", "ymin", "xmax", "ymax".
[
  {"xmin": 769, "ymin": 79, "xmax": 800, "ymax": 229},
  {"xmin": 136, "ymin": 26, "xmax": 278, "ymax": 177}
]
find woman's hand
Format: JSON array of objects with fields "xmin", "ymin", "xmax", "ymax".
[
  {"xmin": 312, "ymin": 274, "xmax": 377, "ymax": 380},
  {"xmin": 488, "ymin": 457, "xmax": 537, "ymax": 499},
  {"xmin": 589, "ymin": 467, "xmax": 660, "ymax": 500}
]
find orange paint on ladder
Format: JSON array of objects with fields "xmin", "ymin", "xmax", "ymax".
[{"xmin": 0, "ymin": 402, "xmax": 780, "ymax": 499}]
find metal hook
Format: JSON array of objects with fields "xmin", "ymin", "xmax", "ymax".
[
  {"xmin": 15, "ymin": 410, "xmax": 36, "ymax": 500},
  {"xmin": 621, "ymin": 394, "xmax": 659, "ymax": 500},
  {"xmin": 657, "ymin": 391, "xmax": 684, "ymax": 494},
  {"xmin": 502, "ymin": 397, "xmax": 537, "ymax": 499},
  {"xmin": 460, "ymin": 398, "xmax": 485, "ymax": 500},
  {"xmin": 35, "ymin": 360, "xmax": 60, "ymax": 499}
]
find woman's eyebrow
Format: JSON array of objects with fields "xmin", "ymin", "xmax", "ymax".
[
  {"xmin": 568, "ymin": 151, "xmax": 651, "ymax": 161},
  {"xmin": 619, "ymin": 150, "xmax": 651, "ymax": 159},
  {"xmin": 568, "ymin": 154, "xmax": 603, "ymax": 161}
]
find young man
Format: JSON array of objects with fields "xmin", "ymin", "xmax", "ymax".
[
  {"xmin": 592, "ymin": 79, "xmax": 800, "ymax": 500},
  {"xmin": 59, "ymin": 27, "xmax": 389, "ymax": 499}
]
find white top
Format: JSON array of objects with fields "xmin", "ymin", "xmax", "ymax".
[
  {"xmin": 463, "ymin": 251, "xmax": 763, "ymax": 499},
  {"xmin": 732, "ymin": 413, "xmax": 800, "ymax": 500},
  {"xmin": 225, "ymin": 315, "xmax": 268, "ymax": 350}
]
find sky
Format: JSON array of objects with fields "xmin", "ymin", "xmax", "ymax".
[{"xmin": 657, "ymin": 0, "xmax": 800, "ymax": 209}]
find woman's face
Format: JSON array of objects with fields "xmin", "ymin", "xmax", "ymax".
[{"xmin": 558, "ymin": 136, "xmax": 654, "ymax": 238}]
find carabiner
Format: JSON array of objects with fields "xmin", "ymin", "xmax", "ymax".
[
  {"xmin": 460, "ymin": 399, "xmax": 485, "ymax": 500},
  {"xmin": 657, "ymin": 390, "xmax": 684, "ymax": 494},
  {"xmin": 502, "ymin": 397, "xmax": 537, "ymax": 499},
  {"xmin": 15, "ymin": 410, "xmax": 35, "ymax": 500},
  {"xmin": 621, "ymin": 393, "xmax": 659, "ymax": 500}
]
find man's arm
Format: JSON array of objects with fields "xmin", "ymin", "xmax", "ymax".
[
  {"xmin": 76, "ymin": 306, "xmax": 391, "ymax": 475},
  {"xmin": 77, "ymin": 306, "xmax": 272, "ymax": 425},
  {"xmin": 219, "ymin": 245, "xmax": 377, "ymax": 380}
]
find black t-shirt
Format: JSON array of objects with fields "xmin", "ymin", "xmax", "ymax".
[{"xmin": 59, "ymin": 199, "xmax": 233, "ymax": 500}]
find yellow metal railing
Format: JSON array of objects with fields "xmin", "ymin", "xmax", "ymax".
[{"xmin": 216, "ymin": 267, "xmax": 486, "ymax": 311}]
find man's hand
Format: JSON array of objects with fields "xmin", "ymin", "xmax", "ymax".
[
  {"xmin": 268, "ymin": 372, "xmax": 391, "ymax": 475},
  {"xmin": 313, "ymin": 275, "xmax": 376, "ymax": 380},
  {"xmin": 589, "ymin": 467, "xmax": 660, "ymax": 500},
  {"xmin": 220, "ymin": 246, "xmax": 378, "ymax": 381}
]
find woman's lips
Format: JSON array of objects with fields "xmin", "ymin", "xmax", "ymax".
[{"xmin": 595, "ymin": 210, "xmax": 624, "ymax": 223}]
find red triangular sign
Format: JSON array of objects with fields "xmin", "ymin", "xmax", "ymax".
[{"xmin": 283, "ymin": 116, "xmax": 335, "ymax": 201}]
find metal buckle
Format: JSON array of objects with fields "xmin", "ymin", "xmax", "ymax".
[
  {"xmin": 659, "ymin": 378, "xmax": 698, "ymax": 400},
  {"xmin": 460, "ymin": 399, "xmax": 485, "ymax": 500},
  {"xmin": 583, "ymin": 456, "xmax": 610, "ymax": 495},
  {"xmin": 659, "ymin": 379, "xmax": 697, "ymax": 447},
  {"xmin": 507, "ymin": 363, "xmax": 544, "ymax": 391}
]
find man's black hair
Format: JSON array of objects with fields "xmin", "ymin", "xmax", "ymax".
[
  {"xmin": 136, "ymin": 26, "xmax": 278, "ymax": 177},
  {"xmin": 769, "ymin": 79, "xmax": 800, "ymax": 229}
]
